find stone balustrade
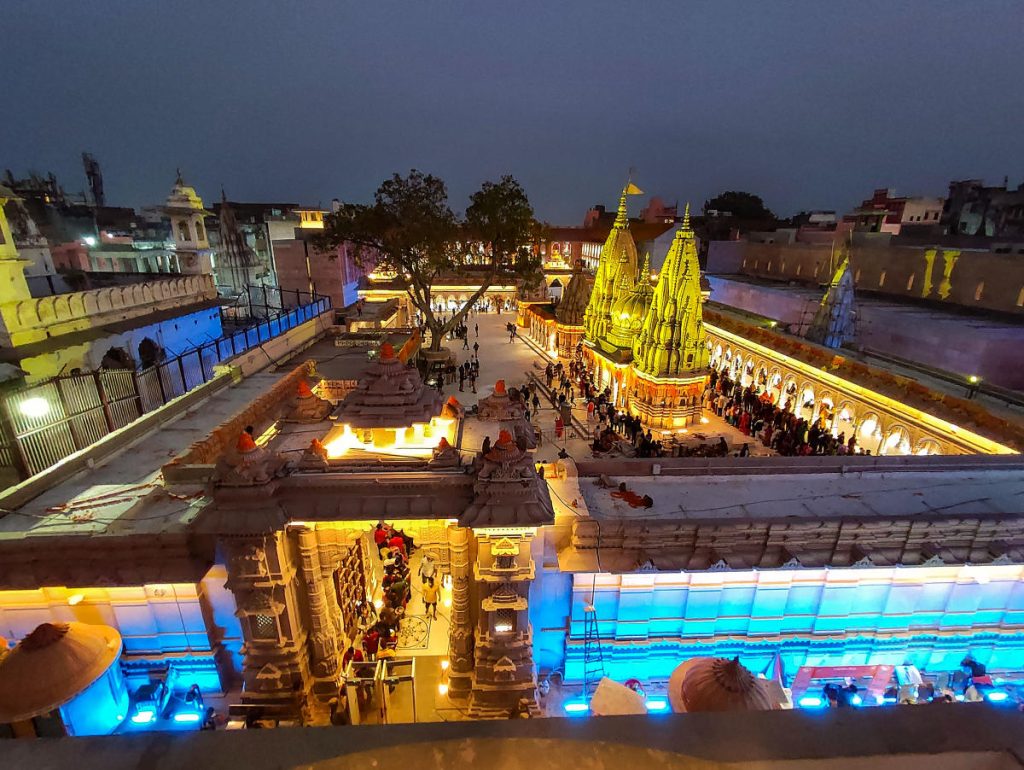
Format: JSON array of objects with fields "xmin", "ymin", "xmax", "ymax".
[{"xmin": 3, "ymin": 273, "xmax": 218, "ymax": 346}]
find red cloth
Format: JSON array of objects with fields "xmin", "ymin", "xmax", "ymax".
[
  {"xmin": 363, "ymin": 631, "xmax": 380, "ymax": 656},
  {"xmin": 555, "ymin": 417, "xmax": 564, "ymax": 438},
  {"xmin": 389, "ymin": 535, "xmax": 406, "ymax": 555},
  {"xmin": 374, "ymin": 528, "xmax": 389, "ymax": 546}
]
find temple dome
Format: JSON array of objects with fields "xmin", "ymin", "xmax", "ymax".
[
  {"xmin": 166, "ymin": 171, "xmax": 205, "ymax": 211},
  {"xmin": 0, "ymin": 622, "xmax": 122, "ymax": 723},
  {"xmin": 606, "ymin": 254, "xmax": 653, "ymax": 350}
]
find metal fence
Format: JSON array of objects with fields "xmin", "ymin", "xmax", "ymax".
[{"xmin": 0, "ymin": 295, "xmax": 331, "ymax": 484}]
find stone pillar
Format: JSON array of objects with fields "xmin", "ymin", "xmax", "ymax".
[
  {"xmin": 446, "ymin": 524, "xmax": 474, "ymax": 698},
  {"xmin": 295, "ymin": 525, "xmax": 341, "ymax": 709},
  {"xmin": 222, "ymin": 532, "xmax": 315, "ymax": 722}
]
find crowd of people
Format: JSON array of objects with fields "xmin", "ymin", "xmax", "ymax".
[{"xmin": 704, "ymin": 366, "xmax": 867, "ymax": 457}]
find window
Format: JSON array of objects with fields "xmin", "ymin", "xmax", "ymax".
[
  {"xmin": 879, "ymin": 271, "xmax": 887, "ymax": 287},
  {"xmin": 854, "ymin": 269, "xmax": 861, "ymax": 284},
  {"xmin": 194, "ymin": 221, "xmax": 205, "ymax": 241},
  {"xmin": 178, "ymin": 220, "xmax": 191, "ymax": 241},
  {"xmin": 795, "ymin": 264, "xmax": 802, "ymax": 276},
  {"xmin": 494, "ymin": 609, "xmax": 515, "ymax": 634},
  {"xmin": 974, "ymin": 281, "xmax": 984, "ymax": 301},
  {"xmin": 906, "ymin": 274, "xmax": 915, "ymax": 291},
  {"xmin": 252, "ymin": 614, "xmax": 277, "ymax": 640}
]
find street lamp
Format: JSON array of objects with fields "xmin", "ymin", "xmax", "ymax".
[{"xmin": 19, "ymin": 397, "xmax": 50, "ymax": 419}]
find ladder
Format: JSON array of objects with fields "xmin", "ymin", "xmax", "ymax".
[{"xmin": 582, "ymin": 601, "xmax": 605, "ymax": 697}]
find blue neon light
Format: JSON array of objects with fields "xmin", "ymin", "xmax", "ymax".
[
  {"xmin": 130, "ymin": 709, "xmax": 155, "ymax": 725},
  {"xmin": 798, "ymin": 696, "xmax": 824, "ymax": 708},
  {"xmin": 173, "ymin": 712, "xmax": 202, "ymax": 723},
  {"xmin": 563, "ymin": 701, "xmax": 590, "ymax": 714},
  {"xmin": 849, "ymin": 694, "xmax": 862, "ymax": 706},
  {"xmin": 986, "ymin": 691, "xmax": 1009, "ymax": 703},
  {"xmin": 645, "ymin": 698, "xmax": 669, "ymax": 711}
]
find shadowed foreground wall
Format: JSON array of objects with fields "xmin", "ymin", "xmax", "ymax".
[{"xmin": 1, "ymin": 708, "xmax": 1022, "ymax": 769}]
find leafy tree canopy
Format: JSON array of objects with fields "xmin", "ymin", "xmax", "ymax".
[
  {"xmin": 703, "ymin": 191, "xmax": 775, "ymax": 221},
  {"xmin": 316, "ymin": 170, "xmax": 542, "ymax": 351}
]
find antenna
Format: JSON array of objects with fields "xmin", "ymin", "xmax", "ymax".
[{"xmin": 82, "ymin": 152, "xmax": 105, "ymax": 207}]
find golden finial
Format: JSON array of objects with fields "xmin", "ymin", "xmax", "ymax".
[
  {"xmin": 614, "ymin": 187, "xmax": 629, "ymax": 228},
  {"xmin": 681, "ymin": 202, "xmax": 692, "ymax": 232}
]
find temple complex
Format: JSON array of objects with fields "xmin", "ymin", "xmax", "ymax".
[
  {"xmin": 562, "ymin": 188, "xmax": 711, "ymax": 427},
  {"xmin": 0, "ymin": 185, "xmax": 1022, "ymax": 745}
]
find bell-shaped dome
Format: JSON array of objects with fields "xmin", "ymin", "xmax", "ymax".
[
  {"xmin": 605, "ymin": 254, "xmax": 653, "ymax": 350},
  {"xmin": 668, "ymin": 656, "xmax": 773, "ymax": 714},
  {"xmin": 0, "ymin": 622, "xmax": 123, "ymax": 723}
]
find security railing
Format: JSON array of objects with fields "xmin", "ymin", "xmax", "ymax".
[{"xmin": 0, "ymin": 294, "xmax": 331, "ymax": 484}]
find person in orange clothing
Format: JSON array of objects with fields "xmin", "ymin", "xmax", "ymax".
[{"xmin": 421, "ymin": 578, "xmax": 439, "ymax": 620}]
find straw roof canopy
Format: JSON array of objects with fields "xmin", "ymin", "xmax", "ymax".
[
  {"xmin": 0, "ymin": 622, "xmax": 122, "ymax": 723},
  {"xmin": 668, "ymin": 656, "xmax": 773, "ymax": 714}
]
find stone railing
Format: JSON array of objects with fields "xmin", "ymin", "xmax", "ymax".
[{"xmin": 5, "ymin": 273, "xmax": 218, "ymax": 345}]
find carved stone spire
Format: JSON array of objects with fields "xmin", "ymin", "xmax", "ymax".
[{"xmin": 632, "ymin": 204, "xmax": 708, "ymax": 378}]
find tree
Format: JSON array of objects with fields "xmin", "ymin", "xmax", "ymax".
[
  {"xmin": 317, "ymin": 170, "xmax": 541, "ymax": 351},
  {"xmin": 702, "ymin": 191, "xmax": 775, "ymax": 221}
]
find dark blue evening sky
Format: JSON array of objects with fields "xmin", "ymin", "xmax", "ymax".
[{"xmin": 3, "ymin": 0, "xmax": 1022, "ymax": 222}]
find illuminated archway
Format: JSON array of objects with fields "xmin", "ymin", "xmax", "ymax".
[
  {"xmin": 832, "ymin": 402, "xmax": 855, "ymax": 439},
  {"xmin": 798, "ymin": 384, "xmax": 816, "ymax": 420},
  {"xmin": 914, "ymin": 438, "xmax": 943, "ymax": 456},
  {"xmin": 881, "ymin": 425, "xmax": 912, "ymax": 456},
  {"xmin": 857, "ymin": 413, "xmax": 884, "ymax": 454},
  {"xmin": 712, "ymin": 344, "xmax": 723, "ymax": 368}
]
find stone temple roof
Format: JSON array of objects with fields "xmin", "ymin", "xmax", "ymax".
[
  {"xmin": 461, "ymin": 430, "xmax": 554, "ymax": 527},
  {"xmin": 556, "ymin": 263, "xmax": 592, "ymax": 326},
  {"xmin": 334, "ymin": 343, "xmax": 443, "ymax": 429}
]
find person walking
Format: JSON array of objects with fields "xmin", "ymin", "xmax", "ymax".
[
  {"xmin": 458, "ymin": 366, "xmax": 465, "ymax": 392},
  {"xmin": 422, "ymin": 578, "xmax": 439, "ymax": 620},
  {"xmin": 474, "ymin": 322, "xmax": 479, "ymax": 337},
  {"xmin": 463, "ymin": 333, "xmax": 469, "ymax": 350},
  {"xmin": 473, "ymin": 341, "xmax": 480, "ymax": 358}
]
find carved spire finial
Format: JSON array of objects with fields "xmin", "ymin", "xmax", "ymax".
[{"xmin": 614, "ymin": 186, "xmax": 629, "ymax": 228}]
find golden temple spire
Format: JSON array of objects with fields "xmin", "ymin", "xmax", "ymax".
[
  {"xmin": 680, "ymin": 202, "xmax": 692, "ymax": 235},
  {"xmin": 614, "ymin": 187, "xmax": 629, "ymax": 229}
]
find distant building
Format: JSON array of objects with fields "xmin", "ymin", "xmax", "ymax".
[
  {"xmin": 270, "ymin": 208, "xmax": 366, "ymax": 310},
  {"xmin": 942, "ymin": 178, "xmax": 1024, "ymax": 239},
  {"xmin": 845, "ymin": 188, "xmax": 944, "ymax": 235},
  {"xmin": 543, "ymin": 197, "xmax": 674, "ymax": 272}
]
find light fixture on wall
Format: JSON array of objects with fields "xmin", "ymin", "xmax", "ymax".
[
  {"xmin": 18, "ymin": 397, "xmax": 50, "ymax": 418},
  {"xmin": 67, "ymin": 593, "xmax": 84, "ymax": 606}
]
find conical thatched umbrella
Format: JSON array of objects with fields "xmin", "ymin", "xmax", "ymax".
[
  {"xmin": 668, "ymin": 656, "xmax": 773, "ymax": 713},
  {"xmin": 0, "ymin": 622, "xmax": 122, "ymax": 723}
]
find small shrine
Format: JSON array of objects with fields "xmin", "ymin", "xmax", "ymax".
[
  {"xmin": 476, "ymin": 381, "xmax": 536, "ymax": 450},
  {"xmin": 285, "ymin": 379, "xmax": 332, "ymax": 423},
  {"xmin": 460, "ymin": 430, "xmax": 553, "ymax": 527},
  {"xmin": 321, "ymin": 343, "xmax": 456, "ymax": 457},
  {"xmin": 215, "ymin": 431, "xmax": 286, "ymax": 487}
]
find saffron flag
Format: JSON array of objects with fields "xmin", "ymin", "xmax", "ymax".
[{"xmin": 624, "ymin": 182, "xmax": 644, "ymax": 195}]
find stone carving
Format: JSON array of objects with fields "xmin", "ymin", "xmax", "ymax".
[
  {"xmin": 215, "ymin": 432, "xmax": 286, "ymax": 487},
  {"xmin": 460, "ymin": 430, "xmax": 554, "ymax": 527},
  {"xmin": 256, "ymin": 663, "xmax": 286, "ymax": 692},
  {"xmin": 230, "ymin": 542, "xmax": 269, "ymax": 577},
  {"xmin": 298, "ymin": 438, "xmax": 330, "ymax": 470},
  {"xmin": 286, "ymin": 379, "xmax": 332, "ymax": 423},
  {"xmin": 429, "ymin": 436, "xmax": 460, "ymax": 468}
]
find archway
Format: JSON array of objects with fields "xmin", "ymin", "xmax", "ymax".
[
  {"xmin": 712, "ymin": 344, "xmax": 723, "ymax": 369},
  {"xmin": 857, "ymin": 413, "xmax": 884, "ymax": 454},
  {"xmin": 881, "ymin": 425, "xmax": 912, "ymax": 456},
  {"xmin": 798, "ymin": 384, "xmax": 816, "ymax": 420},
  {"xmin": 781, "ymin": 376, "xmax": 798, "ymax": 410},
  {"xmin": 742, "ymin": 360, "xmax": 755, "ymax": 388},
  {"xmin": 832, "ymin": 402, "xmax": 855, "ymax": 439},
  {"xmin": 914, "ymin": 438, "xmax": 942, "ymax": 456}
]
